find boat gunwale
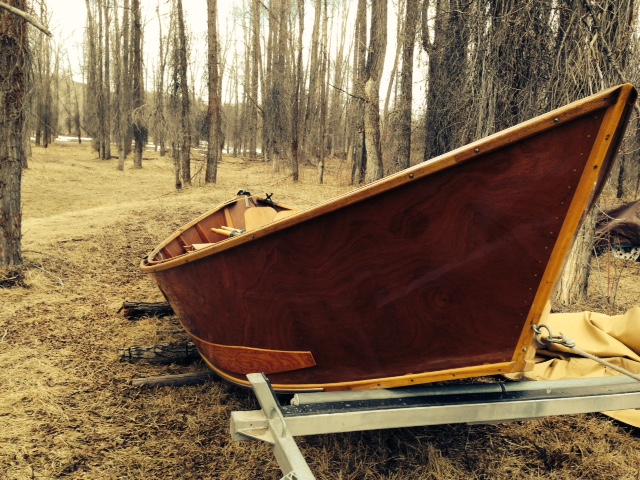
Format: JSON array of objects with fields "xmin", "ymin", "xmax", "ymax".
[
  {"xmin": 141, "ymin": 84, "xmax": 634, "ymax": 274},
  {"xmin": 141, "ymin": 196, "xmax": 297, "ymax": 268}
]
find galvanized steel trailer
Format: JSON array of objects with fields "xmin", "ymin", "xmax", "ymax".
[{"xmin": 231, "ymin": 373, "xmax": 640, "ymax": 480}]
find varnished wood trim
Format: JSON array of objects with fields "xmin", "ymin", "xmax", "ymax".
[
  {"xmin": 142, "ymin": 196, "xmax": 297, "ymax": 271},
  {"xmin": 188, "ymin": 333, "xmax": 317, "ymax": 375},
  {"xmin": 142, "ymin": 85, "xmax": 634, "ymax": 273},
  {"xmin": 201, "ymin": 359, "xmax": 518, "ymax": 392},
  {"xmin": 195, "ymin": 223, "xmax": 210, "ymax": 242},
  {"xmin": 511, "ymin": 84, "xmax": 637, "ymax": 370},
  {"xmin": 224, "ymin": 208, "xmax": 234, "ymax": 228}
]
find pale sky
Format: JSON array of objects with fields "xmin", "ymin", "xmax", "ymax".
[
  {"xmin": 49, "ymin": 0, "xmax": 212, "ymax": 75},
  {"xmin": 47, "ymin": 0, "xmax": 426, "ymax": 112}
]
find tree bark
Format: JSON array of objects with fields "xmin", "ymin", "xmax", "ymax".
[
  {"xmin": 395, "ymin": 0, "xmax": 418, "ymax": 170},
  {"xmin": 112, "ymin": 0, "xmax": 124, "ymax": 168},
  {"xmin": 0, "ymin": 0, "xmax": 27, "ymax": 267},
  {"xmin": 350, "ymin": 0, "xmax": 367, "ymax": 185},
  {"xmin": 553, "ymin": 211, "xmax": 597, "ymax": 306},
  {"xmin": 131, "ymin": 0, "xmax": 144, "ymax": 168},
  {"xmin": 291, "ymin": 0, "xmax": 304, "ymax": 183},
  {"xmin": 422, "ymin": 0, "xmax": 470, "ymax": 160},
  {"xmin": 206, "ymin": 0, "xmax": 221, "ymax": 183},
  {"xmin": 303, "ymin": 0, "xmax": 322, "ymax": 162},
  {"xmin": 97, "ymin": 0, "xmax": 105, "ymax": 158},
  {"xmin": 176, "ymin": 0, "xmax": 191, "ymax": 185},
  {"xmin": 102, "ymin": 0, "xmax": 111, "ymax": 160},
  {"xmin": 317, "ymin": 0, "xmax": 328, "ymax": 184},
  {"xmin": 0, "ymin": 0, "xmax": 50, "ymax": 35},
  {"xmin": 249, "ymin": 0, "xmax": 260, "ymax": 160},
  {"xmin": 84, "ymin": 0, "xmax": 99, "ymax": 148},
  {"xmin": 383, "ymin": 0, "xmax": 404, "ymax": 129},
  {"xmin": 327, "ymin": 0, "xmax": 349, "ymax": 158},
  {"xmin": 119, "ymin": 0, "xmax": 131, "ymax": 164},
  {"xmin": 363, "ymin": 0, "xmax": 387, "ymax": 183}
]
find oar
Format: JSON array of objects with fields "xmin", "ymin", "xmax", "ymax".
[
  {"xmin": 211, "ymin": 227, "xmax": 245, "ymax": 237},
  {"xmin": 211, "ymin": 227, "xmax": 231, "ymax": 237}
]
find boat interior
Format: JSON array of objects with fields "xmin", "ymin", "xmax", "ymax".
[{"xmin": 152, "ymin": 195, "xmax": 296, "ymax": 262}]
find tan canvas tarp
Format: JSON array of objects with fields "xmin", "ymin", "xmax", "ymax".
[{"xmin": 519, "ymin": 306, "xmax": 640, "ymax": 427}]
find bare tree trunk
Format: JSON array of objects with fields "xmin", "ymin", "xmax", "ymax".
[
  {"xmin": 0, "ymin": 0, "xmax": 27, "ymax": 267},
  {"xmin": 112, "ymin": 0, "xmax": 122, "ymax": 166},
  {"xmin": 395, "ymin": 0, "xmax": 418, "ymax": 170},
  {"xmin": 32, "ymin": 1, "xmax": 52, "ymax": 150},
  {"xmin": 231, "ymin": 55, "xmax": 240, "ymax": 158},
  {"xmin": 51, "ymin": 52, "xmax": 59, "ymax": 144},
  {"xmin": 152, "ymin": 2, "xmax": 167, "ymax": 159},
  {"xmin": 103, "ymin": 0, "xmax": 111, "ymax": 159},
  {"xmin": 327, "ymin": 0, "xmax": 349, "ymax": 158},
  {"xmin": 206, "ymin": 0, "xmax": 221, "ymax": 183},
  {"xmin": 317, "ymin": 0, "xmax": 328, "ymax": 184},
  {"xmin": 554, "ymin": 211, "xmax": 597, "ymax": 306},
  {"xmin": 262, "ymin": 2, "xmax": 276, "ymax": 166},
  {"xmin": 176, "ymin": 0, "xmax": 191, "ymax": 185},
  {"xmin": 363, "ymin": 0, "xmax": 387, "ymax": 183},
  {"xmin": 422, "ymin": 0, "xmax": 470, "ymax": 160},
  {"xmin": 268, "ymin": 0, "xmax": 290, "ymax": 174},
  {"xmin": 383, "ymin": 0, "xmax": 405, "ymax": 128},
  {"xmin": 291, "ymin": 0, "xmax": 304, "ymax": 183},
  {"xmin": 303, "ymin": 0, "xmax": 322, "ymax": 161},
  {"xmin": 350, "ymin": 0, "xmax": 367, "ymax": 184},
  {"xmin": 240, "ymin": 16, "xmax": 250, "ymax": 157},
  {"xmin": 131, "ymin": 0, "xmax": 144, "ymax": 168},
  {"xmin": 249, "ymin": 0, "xmax": 260, "ymax": 160},
  {"xmin": 67, "ymin": 60, "xmax": 81, "ymax": 144},
  {"xmin": 83, "ymin": 0, "xmax": 99, "ymax": 149},
  {"xmin": 119, "ymin": 0, "xmax": 131, "ymax": 165},
  {"xmin": 97, "ymin": 0, "xmax": 106, "ymax": 158}
]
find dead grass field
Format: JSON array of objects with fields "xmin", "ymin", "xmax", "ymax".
[{"xmin": 1, "ymin": 140, "xmax": 640, "ymax": 479}]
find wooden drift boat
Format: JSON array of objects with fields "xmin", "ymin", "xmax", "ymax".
[{"xmin": 142, "ymin": 84, "xmax": 637, "ymax": 392}]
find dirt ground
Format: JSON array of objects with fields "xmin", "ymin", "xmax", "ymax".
[{"xmin": 1, "ymin": 140, "xmax": 640, "ymax": 479}]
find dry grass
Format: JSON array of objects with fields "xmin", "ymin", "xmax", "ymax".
[{"xmin": 1, "ymin": 140, "xmax": 640, "ymax": 479}]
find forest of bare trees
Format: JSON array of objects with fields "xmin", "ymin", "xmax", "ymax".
[
  {"xmin": 19, "ymin": 0, "xmax": 640, "ymax": 193},
  {"xmin": 2, "ymin": 0, "xmax": 640, "ymax": 301}
]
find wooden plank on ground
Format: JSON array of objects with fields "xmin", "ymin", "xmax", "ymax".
[
  {"xmin": 130, "ymin": 371, "xmax": 217, "ymax": 387},
  {"xmin": 119, "ymin": 301, "xmax": 174, "ymax": 319},
  {"xmin": 119, "ymin": 342, "xmax": 200, "ymax": 364}
]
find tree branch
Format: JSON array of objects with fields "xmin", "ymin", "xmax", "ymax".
[
  {"xmin": 329, "ymin": 82, "xmax": 365, "ymax": 101},
  {"xmin": 0, "ymin": 1, "xmax": 51, "ymax": 36},
  {"xmin": 579, "ymin": 0, "xmax": 625, "ymax": 84}
]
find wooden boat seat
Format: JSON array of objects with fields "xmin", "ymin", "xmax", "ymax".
[
  {"xmin": 244, "ymin": 207, "xmax": 299, "ymax": 231},
  {"xmin": 245, "ymin": 206, "xmax": 278, "ymax": 231}
]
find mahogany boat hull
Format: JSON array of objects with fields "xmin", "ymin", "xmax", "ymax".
[{"xmin": 142, "ymin": 84, "xmax": 637, "ymax": 391}]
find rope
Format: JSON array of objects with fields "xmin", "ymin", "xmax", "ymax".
[{"xmin": 533, "ymin": 324, "xmax": 640, "ymax": 383}]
